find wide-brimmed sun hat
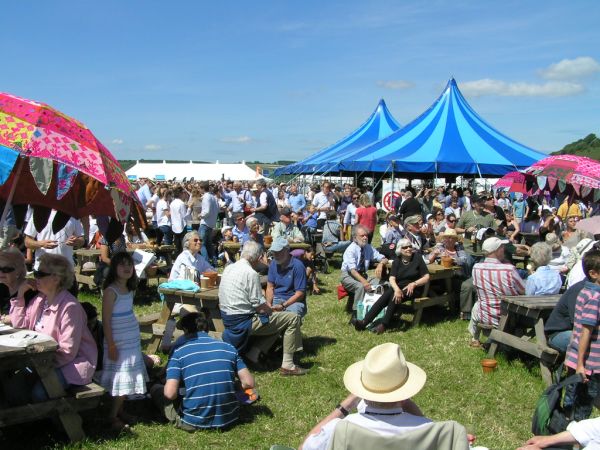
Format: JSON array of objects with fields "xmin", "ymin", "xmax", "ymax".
[
  {"xmin": 343, "ymin": 343, "xmax": 426, "ymax": 402},
  {"xmin": 438, "ymin": 228, "xmax": 460, "ymax": 240}
]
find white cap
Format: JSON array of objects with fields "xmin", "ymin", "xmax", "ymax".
[{"xmin": 482, "ymin": 237, "xmax": 509, "ymax": 254}]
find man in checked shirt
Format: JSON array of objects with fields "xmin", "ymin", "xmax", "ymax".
[{"xmin": 467, "ymin": 236, "xmax": 525, "ymax": 348}]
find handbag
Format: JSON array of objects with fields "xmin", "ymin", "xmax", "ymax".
[{"xmin": 356, "ymin": 285, "xmax": 386, "ymax": 321}]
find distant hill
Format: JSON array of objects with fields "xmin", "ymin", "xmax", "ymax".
[{"xmin": 551, "ymin": 133, "xmax": 600, "ymax": 160}]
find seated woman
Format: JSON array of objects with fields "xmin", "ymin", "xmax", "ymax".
[
  {"xmin": 430, "ymin": 208, "xmax": 446, "ymax": 235},
  {"xmin": 428, "ymin": 229, "xmax": 470, "ymax": 277},
  {"xmin": 525, "ymin": 242, "xmax": 563, "ymax": 296},
  {"xmin": 9, "ymin": 254, "xmax": 97, "ymax": 402},
  {"xmin": 245, "ymin": 216, "xmax": 264, "ymax": 247},
  {"xmin": 169, "ymin": 231, "xmax": 216, "ymax": 282},
  {"xmin": 353, "ymin": 238, "xmax": 430, "ymax": 334},
  {"xmin": 0, "ymin": 249, "xmax": 29, "ymax": 323}
]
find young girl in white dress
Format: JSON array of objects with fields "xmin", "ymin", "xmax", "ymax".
[{"xmin": 100, "ymin": 252, "xmax": 148, "ymax": 431}]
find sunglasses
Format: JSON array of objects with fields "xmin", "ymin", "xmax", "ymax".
[
  {"xmin": 192, "ymin": 238, "xmax": 202, "ymax": 242},
  {"xmin": 448, "ymin": 219, "xmax": 456, "ymax": 223},
  {"xmin": 33, "ymin": 269, "xmax": 53, "ymax": 279},
  {"xmin": 0, "ymin": 266, "xmax": 16, "ymax": 273},
  {"xmin": 400, "ymin": 245, "xmax": 413, "ymax": 250}
]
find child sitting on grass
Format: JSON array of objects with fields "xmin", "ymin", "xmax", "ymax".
[{"xmin": 564, "ymin": 248, "xmax": 600, "ymax": 421}]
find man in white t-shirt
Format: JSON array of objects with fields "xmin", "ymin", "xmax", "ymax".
[
  {"xmin": 311, "ymin": 182, "xmax": 335, "ymax": 228},
  {"xmin": 24, "ymin": 209, "xmax": 85, "ymax": 270},
  {"xmin": 156, "ymin": 189, "xmax": 172, "ymax": 246},
  {"xmin": 170, "ymin": 187, "xmax": 188, "ymax": 254},
  {"xmin": 24, "ymin": 209, "xmax": 85, "ymax": 296}
]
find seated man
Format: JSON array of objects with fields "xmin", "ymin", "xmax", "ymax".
[
  {"xmin": 340, "ymin": 225, "xmax": 388, "ymax": 313},
  {"xmin": 267, "ymin": 237, "xmax": 307, "ymax": 317},
  {"xmin": 468, "ymin": 237, "xmax": 525, "ymax": 348},
  {"xmin": 219, "ymin": 241, "xmax": 307, "ymax": 376},
  {"xmin": 231, "ymin": 212, "xmax": 250, "ymax": 243},
  {"xmin": 321, "ymin": 210, "xmax": 351, "ymax": 254},
  {"xmin": 545, "ymin": 279, "xmax": 586, "ymax": 353},
  {"xmin": 271, "ymin": 207, "xmax": 304, "ymax": 242},
  {"xmin": 300, "ymin": 342, "xmax": 470, "ymax": 450},
  {"xmin": 150, "ymin": 311, "xmax": 255, "ymax": 431},
  {"xmin": 403, "ymin": 215, "xmax": 430, "ymax": 254}
]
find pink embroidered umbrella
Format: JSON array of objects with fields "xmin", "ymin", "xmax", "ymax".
[
  {"xmin": 523, "ymin": 154, "xmax": 600, "ymax": 202},
  {"xmin": 0, "ymin": 92, "xmax": 144, "ymax": 228},
  {"xmin": 492, "ymin": 171, "xmax": 528, "ymax": 193}
]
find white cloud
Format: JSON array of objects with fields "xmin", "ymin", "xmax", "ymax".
[
  {"xmin": 144, "ymin": 144, "xmax": 162, "ymax": 150},
  {"xmin": 376, "ymin": 80, "xmax": 414, "ymax": 90},
  {"xmin": 539, "ymin": 57, "xmax": 600, "ymax": 80},
  {"xmin": 460, "ymin": 79, "xmax": 584, "ymax": 97},
  {"xmin": 220, "ymin": 136, "xmax": 254, "ymax": 144},
  {"xmin": 111, "ymin": 138, "xmax": 123, "ymax": 145}
]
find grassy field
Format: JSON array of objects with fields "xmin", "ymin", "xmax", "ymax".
[{"xmin": 2, "ymin": 246, "xmax": 553, "ymax": 450}]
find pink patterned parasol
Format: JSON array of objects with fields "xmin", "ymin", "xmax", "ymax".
[
  {"xmin": 523, "ymin": 154, "xmax": 600, "ymax": 201},
  {"xmin": 492, "ymin": 171, "xmax": 528, "ymax": 193},
  {"xmin": 0, "ymin": 92, "xmax": 144, "ymax": 226}
]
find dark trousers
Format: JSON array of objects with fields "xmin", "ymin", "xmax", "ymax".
[
  {"xmin": 173, "ymin": 231, "xmax": 185, "ymax": 255},
  {"xmin": 363, "ymin": 285, "xmax": 423, "ymax": 327}
]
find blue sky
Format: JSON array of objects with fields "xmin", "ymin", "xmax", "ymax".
[{"xmin": 1, "ymin": 1, "xmax": 599, "ymax": 163}]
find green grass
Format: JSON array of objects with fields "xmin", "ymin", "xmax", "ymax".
[{"xmin": 2, "ymin": 243, "xmax": 553, "ymax": 450}]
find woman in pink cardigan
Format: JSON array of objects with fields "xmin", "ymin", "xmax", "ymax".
[{"xmin": 10, "ymin": 253, "xmax": 97, "ymax": 402}]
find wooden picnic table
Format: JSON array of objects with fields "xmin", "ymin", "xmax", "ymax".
[
  {"xmin": 74, "ymin": 245, "xmax": 177, "ymax": 289},
  {"xmin": 222, "ymin": 241, "xmax": 312, "ymax": 252},
  {"xmin": 222, "ymin": 241, "xmax": 312, "ymax": 262},
  {"xmin": 487, "ymin": 294, "xmax": 561, "ymax": 386},
  {"xmin": 384, "ymin": 262, "xmax": 462, "ymax": 326},
  {"xmin": 147, "ymin": 286, "xmax": 222, "ymax": 354},
  {"xmin": 0, "ymin": 328, "xmax": 104, "ymax": 441},
  {"xmin": 148, "ymin": 275, "xmax": 269, "ymax": 353}
]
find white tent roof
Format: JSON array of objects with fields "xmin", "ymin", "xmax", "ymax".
[{"xmin": 126, "ymin": 160, "xmax": 266, "ymax": 181}]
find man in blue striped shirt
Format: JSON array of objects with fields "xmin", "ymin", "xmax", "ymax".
[{"xmin": 152, "ymin": 311, "xmax": 255, "ymax": 430}]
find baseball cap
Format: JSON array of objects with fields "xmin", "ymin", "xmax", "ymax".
[
  {"xmin": 482, "ymin": 237, "xmax": 509, "ymax": 254},
  {"xmin": 270, "ymin": 236, "xmax": 289, "ymax": 252}
]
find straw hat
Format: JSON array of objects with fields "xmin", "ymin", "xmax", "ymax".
[
  {"xmin": 343, "ymin": 343, "xmax": 426, "ymax": 402},
  {"xmin": 438, "ymin": 228, "xmax": 460, "ymax": 240}
]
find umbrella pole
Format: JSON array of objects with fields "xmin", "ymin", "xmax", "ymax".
[{"xmin": 0, "ymin": 157, "xmax": 25, "ymax": 229}]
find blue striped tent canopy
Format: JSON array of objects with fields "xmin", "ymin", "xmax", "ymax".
[
  {"xmin": 274, "ymin": 99, "xmax": 401, "ymax": 175},
  {"xmin": 339, "ymin": 78, "xmax": 546, "ymax": 176}
]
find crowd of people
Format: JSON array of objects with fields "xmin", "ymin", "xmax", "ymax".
[{"xmin": 0, "ymin": 176, "xmax": 599, "ymax": 447}]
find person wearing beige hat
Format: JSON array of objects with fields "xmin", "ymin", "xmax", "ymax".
[{"xmin": 301, "ymin": 343, "xmax": 470, "ymax": 450}]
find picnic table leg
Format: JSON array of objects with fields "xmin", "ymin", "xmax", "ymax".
[
  {"xmin": 534, "ymin": 318, "xmax": 555, "ymax": 386},
  {"xmin": 31, "ymin": 357, "xmax": 85, "ymax": 442},
  {"xmin": 487, "ymin": 313, "xmax": 510, "ymax": 358},
  {"xmin": 146, "ymin": 298, "xmax": 175, "ymax": 354}
]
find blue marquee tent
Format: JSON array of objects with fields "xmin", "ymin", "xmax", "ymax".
[
  {"xmin": 338, "ymin": 78, "xmax": 546, "ymax": 177},
  {"xmin": 274, "ymin": 99, "xmax": 401, "ymax": 176}
]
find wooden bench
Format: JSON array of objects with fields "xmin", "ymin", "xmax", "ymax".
[
  {"xmin": 137, "ymin": 312, "xmax": 161, "ymax": 333},
  {"xmin": 477, "ymin": 323, "xmax": 494, "ymax": 339},
  {"xmin": 409, "ymin": 294, "xmax": 452, "ymax": 327},
  {"xmin": 0, "ymin": 381, "xmax": 105, "ymax": 440}
]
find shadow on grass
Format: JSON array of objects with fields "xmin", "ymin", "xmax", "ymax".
[{"xmin": 301, "ymin": 335, "xmax": 337, "ymax": 356}]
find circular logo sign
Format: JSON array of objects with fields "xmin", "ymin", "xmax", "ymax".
[{"xmin": 383, "ymin": 191, "xmax": 402, "ymax": 211}]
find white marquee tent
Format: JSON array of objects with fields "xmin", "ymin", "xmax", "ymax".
[{"xmin": 126, "ymin": 160, "xmax": 267, "ymax": 181}]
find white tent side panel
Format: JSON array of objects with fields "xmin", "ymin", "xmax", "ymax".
[{"xmin": 126, "ymin": 162, "xmax": 264, "ymax": 181}]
